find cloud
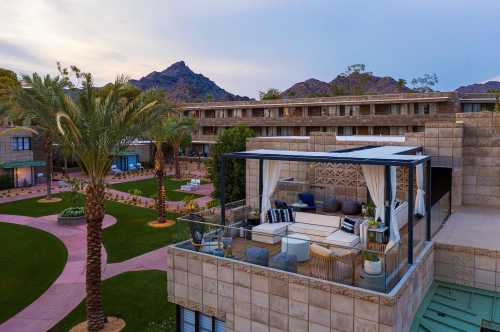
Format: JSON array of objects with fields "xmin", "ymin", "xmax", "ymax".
[{"xmin": 483, "ymin": 75, "xmax": 500, "ymax": 83}]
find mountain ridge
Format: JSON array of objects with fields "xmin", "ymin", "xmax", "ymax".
[{"xmin": 129, "ymin": 61, "xmax": 251, "ymax": 102}]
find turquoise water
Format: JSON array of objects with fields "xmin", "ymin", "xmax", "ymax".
[{"xmin": 411, "ymin": 281, "xmax": 500, "ymax": 332}]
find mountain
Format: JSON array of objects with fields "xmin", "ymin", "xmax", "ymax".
[
  {"xmin": 129, "ymin": 61, "xmax": 250, "ymax": 102},
  {"xmin": 455, "ymin": 81, "xmax": 500, "ymax": 94},
  {"xmin": 280, "ymin": 72, "xmax": 412, "ymax": 98},
  {"xmin": 281, "ymin": 79, "xmax": 333, "ymax": 98}
]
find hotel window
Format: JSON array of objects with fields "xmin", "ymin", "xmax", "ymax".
[
  {"xmin": 415, "ymin": 103, "xmax": 431, "ymax": 115},
  {"xmin": 12, "ymin": 137, "xmax": 32, "ymax": 151},
  {"xmin": 391, "ymin": 104, "xmax": 401, "ymax": 114},
  {"xmin": 179, "ymin": 307, "xmax": 225, "ymax": 332}
]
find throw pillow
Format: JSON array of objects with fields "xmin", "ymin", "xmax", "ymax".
[
  {"xmin": 340, "ymin": 217, "xmax": 357, "ymax": 234},
  {"xmin": 267, "ymin": 209, "xmax": 280, "ymax": 223}
]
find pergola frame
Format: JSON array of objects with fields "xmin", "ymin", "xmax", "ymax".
[{"xmin": 219, "ymin": 146, "xmax": 432, "ymax": 265}]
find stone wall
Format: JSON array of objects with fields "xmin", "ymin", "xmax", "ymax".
[
  {"xmin": 457, "ymin": 112, "xmax": 500, "ymax": 207},
  {"xmin": 434, "ymin": 243, "xmax": 500, "ymax": 292},
  {"xmin": 166, "ymin": 242, "xmax": 434, "ymax": 332},
  {"xmin": 0, "ymin": 127, "xmax": 35, "ymax": 163}
]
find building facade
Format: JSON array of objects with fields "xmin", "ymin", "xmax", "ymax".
[
  {"xmin": 181, "ymin": 92, "xmax": 497, "ymax": 157},
  {"xmin": 168, "ymin": 109, "xmax": 500, "ymax": 332},
  {"xmin": 0, "ymin": 125, "xmax": 45, "ymax": 188}
]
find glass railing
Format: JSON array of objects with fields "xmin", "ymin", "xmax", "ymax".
[{"xmin": 173, "ymin": 198, "xmax": 405, "ymax": 293}]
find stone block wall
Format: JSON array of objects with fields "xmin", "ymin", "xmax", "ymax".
[
  {"xmin": 457, "ymin": 112, "xmax": 500, "ymax": 207},
  {"xmin": 166, "ymin": 242, "xmax": 434, "ymax": 332},
  {"xmin": 0, "ymin": 127, "xmax": 35, "ymax": 163},
  {"xmin": 434, "ymin": 243, "xmax": 500, "ymax": 292}
]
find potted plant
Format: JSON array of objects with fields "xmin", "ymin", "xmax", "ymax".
[
  {"xmin": 58, "ymin": 206, "xmax": 86, "ymax": 225},
  {"xmin": 363, "ymin": 251, "xmax": 382, "ymax": 275}
]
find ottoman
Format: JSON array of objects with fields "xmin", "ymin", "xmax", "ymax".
[
  {"xmin": 269, "ymin": 252, "xmax": 298, "ymax": 273},
  {"xmin": 244, "ymin": 246, "xmax": 269, "ymax": 266},
  {"xmin": 281, "ymin": 233, "xmax": 311, "ymax": 262}
]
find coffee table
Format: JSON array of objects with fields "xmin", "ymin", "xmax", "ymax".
[{"xmin": 281, "ymin": 233, "xmax": 311, "ymax": 262}]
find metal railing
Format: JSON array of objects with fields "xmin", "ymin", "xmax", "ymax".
[{"xmin": 173, "ymin": 198, "xmax": 406, "ymax": 293}]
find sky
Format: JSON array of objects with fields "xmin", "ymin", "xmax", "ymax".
[{"xmin": 1, "ymin": 0, "xmax": 500, "ymax": 98}]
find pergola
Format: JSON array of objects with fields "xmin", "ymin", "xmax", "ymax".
[{"xmin": 219, "ymin": 145, "xmax": 432, "ymax": 265}]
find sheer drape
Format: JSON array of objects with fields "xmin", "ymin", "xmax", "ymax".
[
  {"xmin": 415, "ymin": 162, "xmax": 426, "ymax": 216},
  {"xmin": 361, "ymin": 165, "xmax": 385, "ymax": 223},
  {"xmin": 260, "ymin": 160, "xmax": 282, "ymax": 223},
  {"xmin": 388, "ymin": 166, "xmax": 401, "ymax": 250}
]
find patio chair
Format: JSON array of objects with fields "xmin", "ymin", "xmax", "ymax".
[
  {"xmin": 111, "ymin": 165, "xmax": 122, "ymax": 175},
  {"xmin": 136, "ymin": 162, "xmax": 144, "ymax": 171},
  {"xmin": 128, "ymin": 163, "xmax": 137, "ymax": 171},
  {"xmin": 310, "ymin": 243, "xmax": 355, "ymax": 284},
  {"xmin": 297, "ymin": 192, "xmax": 317, "ymax": 212}
]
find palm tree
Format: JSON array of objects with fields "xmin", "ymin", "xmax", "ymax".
[
  {"xmin": 9, "ymin": 73, "xmax": 70, "ymax": 199},
  {"xmin": 145, "ymin": 107, "xmax": 178, "ymax": 224},
  {"xmin": 57, "ymin": 73, "xmax": 159, "ymax": 331},
  {"xmin": 165, "ymin": 116, "xmax": 197, "ymax": 178}
]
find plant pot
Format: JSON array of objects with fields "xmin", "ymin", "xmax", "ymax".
[
  {"xmin": 57, "ymin": 214, "xmax": 86, "ymax": 226},
  {"xmin": 364, "ymin": 259, "xmax": 382, "ymax": 275}
]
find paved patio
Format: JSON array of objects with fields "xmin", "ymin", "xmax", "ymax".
[{"xmin": 434, "ymin": 205, "xmax": 500, "ymax": 251}]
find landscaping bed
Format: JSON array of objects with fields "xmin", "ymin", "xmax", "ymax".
[
  {"xmin": 0, "ymin": 223, "xmax": 67, "ymax": 323},
  {"xmin": 110, "ymin": 177, "xmax": 205, "ymax": 201},
  {"xmin": 0, "ymin": 192, "xmax": 182, "ymax": 263},
  {"xmin": 49, "ymin": 270, "xmax": 176, "ymax": 332}
]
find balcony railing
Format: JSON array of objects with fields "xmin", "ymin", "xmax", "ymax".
[{"xmin": 173, "ymin": 198, "xmax": 407, "ymax": 293}]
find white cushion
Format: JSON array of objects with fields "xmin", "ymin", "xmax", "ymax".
[
  {"xmin": 324, "ymin": 230, "xmax": 360, "ymax": 247},
  {"xmin": 294, "ymin": 212, "xmax": 341, "ymax": 228},
  {"xmin": 288, "ymin": 223, "xmax": 336, "ymax": 238},
  {"xmin": 253, "ymin": 222, "xmax": 290, "ymax": 235}
]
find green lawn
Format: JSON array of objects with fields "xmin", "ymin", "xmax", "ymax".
[
  {"xmin": 0, "ymin": 223, "xmax": 67, "ymax": 323},
  {"xmin": 0, "ymin": 192, "xmax": 183, "ymax": 263},
  {"xmin": 110, "ymin": 177, "xmax": 203, "ymax": 201},
  {"xmin": 49, "ymin": 270, "xmax": 176, "ymax": 332}
]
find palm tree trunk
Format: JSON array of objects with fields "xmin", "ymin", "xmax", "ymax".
[
  {"xmin": 155, "ymin": 144, "xmax": 166, "ymax": 223},
  {"xmin": 46, "ymin": 137, "xmax": 53, "ymax": 198},
  {"xmin": 174, "ymin": 143, "xmax": 181, "ymax": 179},
  {"xmin": 85, "ymin": 183, "xmax": 106, "ymax": 331}
]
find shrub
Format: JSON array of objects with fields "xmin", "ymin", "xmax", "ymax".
[
  {"xmin": 60, "ymin": 206, "xmax": 85, "ymax": 217},
  {"xmin": 128, "ymin": 188, "xmax": 143, "ymax": 196},
  {"xmin": 0, "ymin": 173, "xmax": 13, "ymax": 190}
]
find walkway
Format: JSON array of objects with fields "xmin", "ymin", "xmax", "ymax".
[
  {"xmin": 0, "ymin": 214, "xmax": 116, "ymax": 332},
  {"xmin": 434, "ymin": 205, "xmax": 500, "ymax": 251},
  {"xmin": 0, "ymin": 213, "xmax": 171, "ymax": 332}
]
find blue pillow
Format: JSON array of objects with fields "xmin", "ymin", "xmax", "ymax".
[{"xmin": 298, "ymin": 192, "xmax": 315, "ymax": 207}]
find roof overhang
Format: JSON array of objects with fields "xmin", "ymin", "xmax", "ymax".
[
  {"xmin": 223, "ymin": 146, "xmax": 429, "ymax": 166},
  {"xmin": 0, "ymin": 160, "xmax": 46, "ymax": 169}
]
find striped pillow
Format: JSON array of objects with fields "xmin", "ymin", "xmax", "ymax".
[
  {"xmin": 340, "ymin": 217, "xmax": 356, "ymax": 234},
  {"xmin": 267, "ymin": 208, "xmax": 294, "ymax": 223}
]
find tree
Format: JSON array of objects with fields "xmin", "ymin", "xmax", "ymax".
[
  {"xmin": 9, "ymin": 73, "xmax": 71, "ymax": 199},
  {"xmin": 488, "ymin": 89, "xmax": 500, "ymax": 112},
  {"xmin": 411, "ymin": 73, "xmax": 439, "ymax": 92},
  {"xmin": 165, "ymin": 116, "xmax": 197, "ymax": 179},
  {"xmin": 0, "ymin": 68, "xmax": 22, "ymax": 120},
  {"xmin": 339, "ymin": 64, "xmax": 372, "ymax": 95},
  {"xmin": 259, "ymin": 88, "xmax": 281, "ymax": 100},
  {"xmin": 397, "ymin": 79, "xmax": 407, "ymax": 92},
  {"xmin": 145, "ymin": 102, "xmax": 178, "ymax": 224},
  {"xmin": 57, "ymin": 72, "xmax": 159, "ymax": 331},
  {"xmin": 206, "ymin": 126, "xmax": 255, "ymax": 203}
]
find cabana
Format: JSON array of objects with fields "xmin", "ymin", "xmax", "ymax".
[{"xmin": 219, "ymin": 145, "xmax": 431, "ymax": 265}]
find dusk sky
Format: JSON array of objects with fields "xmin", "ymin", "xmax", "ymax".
[{"xmin": 1, "ymin": 0, "xmax": 499, "ymax": 98}]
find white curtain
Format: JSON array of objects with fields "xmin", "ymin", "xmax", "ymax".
[
  {"xmin": 361, "ymin": 165, "xmax": 385, "ymax": 223},
  {"xmin": 415, "ymin": 162, "xmax": 426, "ymax": 216},
  {"xmin": 260, "ymin": 160, "xmax": 282, "ymax": 223},
  {"xmin": 387, "ymin": 166, "xmax": 401, "ymax": 250}
]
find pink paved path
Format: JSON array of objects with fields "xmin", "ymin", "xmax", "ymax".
[
  {"xmin": 0, "ymin": 214, "xmax": 117, "ymax": 332},
  {"xmin": 0, "ymin": 213, "xmax": 171, "ymax": 332}
]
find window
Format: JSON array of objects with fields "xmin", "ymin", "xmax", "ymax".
[
  {"xmin": 179, "ymin": 307, "xmax": 225, "ymax": 332},
  {"xmin": 11, "ymin": 137, "xmax": 32, "ymax": 151},
  {"xmin": 415, "ymin": 103, "xmax": 431, "ymax": 115}
]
